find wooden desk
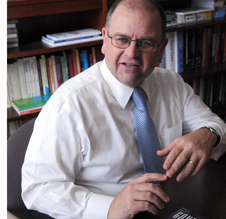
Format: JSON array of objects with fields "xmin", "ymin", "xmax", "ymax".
[{"xmin": 134, "ymin": 154, "xmax": 226, "ymax": 219}]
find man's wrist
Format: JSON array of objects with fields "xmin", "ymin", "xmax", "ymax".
[{"xmin": 200, "ymin": 126, "xmax": 221, "ymax": 147}]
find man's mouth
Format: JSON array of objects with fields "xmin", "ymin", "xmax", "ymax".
[{"xmin": 123, "ymin": 63, "xmax": 138, "ymax": 67}]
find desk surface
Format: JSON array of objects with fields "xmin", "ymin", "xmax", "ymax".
[{"xmin": 134, "ymin": 154, "xmax": 226, "ymax": 219}]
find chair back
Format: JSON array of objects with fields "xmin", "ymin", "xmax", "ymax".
[{"xmin": 7, "ymin": 118, "xmax": 51, "ymax": 219}]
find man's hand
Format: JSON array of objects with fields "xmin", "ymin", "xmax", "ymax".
[
  {"xmin": 108, "ymin": 173, "xmax": 169, "ymax": 219},
  {"xmin": 157, "ymin": 128, "xmax": 217, "ymax": 182}
]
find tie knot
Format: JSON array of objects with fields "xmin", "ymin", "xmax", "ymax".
[{"xmin": 132, "ymin": 87, "xmax": 147, "ymax": 106}]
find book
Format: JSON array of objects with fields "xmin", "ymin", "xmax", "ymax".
[
  {"xmin": 165, "ymin": 31, "xmax": 176, "ymax": 71},
  {"xmin": 30, "ymin": 56, "xmax": 41, "ymax": 97},
  {"xmin": 7, "ymin": 23, "xmax": 16, "ymax": 29},
  {"xmin": 70, "ymin": 51, "xmax": 78, "ymax": 76},
  {"xmin": 206, "ymin": 27, "xmax": 213, "ymax": 67},
  {"xmin": 223, "ymin": 25, "xmax": 226, "ymax": 62},
  {"xmin": 214, "ymin": 25, "xmax": 221, "ymax": 64},
  {"xmin": 196, "ymin": 27, "xmax": 203, "ymax": 68},
  {"xmin": 67, "ymin": 52, "xmax": 75, "ymax": 78},
  {"xmin": 165, "ymin": 11, "xmax": 177, "ymax": 26},
  {"xmin": 46, "ymin": 28, "xmax": 101, "ymax": 42},
  {"xmin": 46, "ymin": 57, "xmax": 54, "ymax": 93},
  {"xmin": 73, "ymin": 49, "xmax": 82, "ymax": 73},
  {"xmin": 23, "ymin": 58, "xmax": 32, "ymax": 98},
  {"xmin": 36, "ymin": 57, "xmax": 44, "ymax": 95},
  {"xmin": 7, "ymin": 63, "xmax": 20, "ymax": 101},
  {"xmin": 54, "ymin": 55, "xmax": 63, "ymax": 88},
  {"xmin": 188, "ymin": 28, "xmax": 196, "ymax": 70},
  {"xmin": 174, "ymin": 7, "xmax": 213, "ymax": 24},
  {"xmin": 42, "ymin": 35, "xmax": 103, "ymax": 47},
  {"xmin": 88, "ymin": 47, "xmax": 94, "ymax": 67},
  {"xmin": 202, "ymin": 27, "xmax": 208, "ymax": 67},
  {"xmin": 79, "ymin": 51, "xmax": 84, "ymax": 71},
  {"xmin": 175, "ymin": 30, "xmax": 184, "ymax": 73},
  {"xmin": 7, "ymin": 33, "xmax": 18, "ymax": 39},
  {"xmin": 92, "ymin": 46, "xmax": 97, "ymax": 64},
  {"xmin": 7, "ymin": 82, "xmax": 12, "ymax": 108},
  {"xmin": 204, "ymin": 76, "xmax": 214, "ymax": 107},
  {"xmin": 11, "ymin": 93, "xmax": 52, "ymax": 115},
  {"xmin": 13, "ymin": 61, "xmax": 23, "ymax": 100},
  {"xmin": 184, "ymin": 29, "xmax": 189, "ymax": 71},
  {"xmin": 7, "ymin": 18, "xmax": 18, "ymax": 24},
  {"xmin": 82, "ymin": 49, "xmax": 89, "ymax": 70},
  {"xmin": 50, "ymin": 55, "xmax": 59, "ymax": 91},
  {"xmin": 220, "ymin": 25, "xmax": 225, "ymax": 62},
  {"xmin": 7, "ymin": 27, "xmax": 17, "ymax": 34},
  {"xmin": 164, "ymin": 207, "xmax": 209, "ymax": 219},
  {"xmin": 60, "ymin": 52, "xmax": 69, "ymax": 82},
  {"xmin": 7, "ymin": 37, "xmax": 18, "ymax": 44},
  {"xmin": 18, "ymin": 59, "xmax": 29, "ymax": 99},
  {"xmin": 40, "ymin": 55, "xmax": 50, "ymax": 94},
  {"xmin": 7, "ymin": 43, "xmax": 19, "ymax": 48},
  {"xmin": 213, "ymin": 7, "xmax": 226, "ymax": 18}
]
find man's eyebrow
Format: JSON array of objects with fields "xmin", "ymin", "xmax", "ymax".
[
  {"xmin": 139, "ymin": 36, "xmax": 157, "ymax": 41},
  {"xmin": 113, "ymin": 32, "xmax": 129, "ymax": 37},
  {"xmin": 112, "ymin": 32, "xmax": 156, "ymax": 41}
]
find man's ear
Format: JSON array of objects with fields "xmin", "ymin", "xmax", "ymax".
[
  {"xmin": 101, "ymin": 27, "xmax": 107, "ymax": 55},
  {"xmin": 158, "ymin": 37, "xmax": 168, "ymax": 63}
]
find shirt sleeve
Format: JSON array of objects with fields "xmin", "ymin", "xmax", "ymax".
[
  {"xmin": 21, "ymin": 100, "xmax": 114, "ymax": 219},
  {"xmin": 177, "ymin": 74, "xmax": 226, "ymax": 160}
]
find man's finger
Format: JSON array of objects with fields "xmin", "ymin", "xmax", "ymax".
[
  {"xmin": 133, "ymin": 182, "xmax": 170, "ymax": 203},
  {"xmin": 133, "ymin": 190, "xmax": 165, "ymax": 210},
  {"xmin": 165, "ymin": 150, "xmax": 191, "ymax": 178},
  {"xmin": 163, "ymin": 145, "xmax": 185, "ymax": 172},
  {"xmin": 130, "ymin": 173, "xmax": 167, "ymax": 184},
  {"xmin": 176, "ymin": 157, "xmax": 204, "ymax": 182}
]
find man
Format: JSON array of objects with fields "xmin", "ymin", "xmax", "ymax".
[{"xmin": 22, "ymin": 0, "xmax": 226, "ymax": 218}]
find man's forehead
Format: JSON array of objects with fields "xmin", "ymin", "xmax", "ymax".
[{"xmin": 117, "ymin": 0, "xmax": 157, "ymax": 13}]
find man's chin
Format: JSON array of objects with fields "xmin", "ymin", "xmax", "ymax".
[{"xmin": 119, "ymin": 77, "xmax": 144, "ymax": 87}]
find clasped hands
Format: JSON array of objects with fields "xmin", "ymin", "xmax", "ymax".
[{"xmin": 108, "ymin": 128, "xmax": 217, "ymax": 219}]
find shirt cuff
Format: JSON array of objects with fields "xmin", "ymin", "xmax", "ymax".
[{"xmin": 85, "ymin": 193, "xmax": 114, "ymax": 219}]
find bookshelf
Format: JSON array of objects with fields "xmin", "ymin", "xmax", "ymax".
[
  {"xmin": 7, "ymin": 0, "xmax": 107, "ymax": 123},
  {"xmin": 7, "ymin": 0, "xmax": 226, "ymax": 123}
]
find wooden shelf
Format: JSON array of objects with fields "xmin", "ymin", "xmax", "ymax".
[
  {"xmin": 166, "ymin": 17, "xmax": 226, "ymax": 32},
  {"xmin": 7, "ymin": 0, "xmax": 103, "ymax": 18},
  {"xmin": 7, "ymin": 40, "xmax": 103, "ymax": 59},
  {"xmin": 7, "ymin": 107, "xmax": 40, "ymax": 122}
]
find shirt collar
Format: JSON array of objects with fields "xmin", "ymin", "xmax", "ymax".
[
  {"xmin": 100, "ymin": 60, "xmax": 133, "ymax": 109},
  {"xmin": 100, "ymin": 60, "xmax": 154, "ymax": 108}
]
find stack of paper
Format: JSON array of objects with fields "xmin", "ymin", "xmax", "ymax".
[{"xmin": 42, "ymin": 28, "xmax": 103, "ymax": 47}]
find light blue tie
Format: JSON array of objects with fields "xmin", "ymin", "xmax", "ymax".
[{"xmin": 133, "ymin": 87, "xmax": 165, "ymax": 177}]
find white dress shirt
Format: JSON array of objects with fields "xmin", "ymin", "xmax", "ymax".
[{"xmin": 22, "ymin": 60, "xmax": 226, "ymax": 219}]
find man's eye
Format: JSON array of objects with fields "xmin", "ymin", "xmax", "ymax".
[
  {"xmin": 116, "ymin": 37, "xmax": 129, "ymax": 44},
  {"xmin": 139, "ymin": 40, "xmax": 152, "ymax": 47}
]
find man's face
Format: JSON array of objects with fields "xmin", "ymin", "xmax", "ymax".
[{"xmin": 102, "ymin": 4, "xmax": 168, "ymax": 87}]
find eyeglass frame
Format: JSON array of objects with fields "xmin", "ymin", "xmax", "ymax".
[{"xmin": 106, "ymin": 31, "xmax": 162, "ymax": 53}]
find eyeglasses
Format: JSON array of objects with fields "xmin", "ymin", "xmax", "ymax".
[{"xmin": 107, "ymin": 32, "xmax": 161, "ymax": 53}]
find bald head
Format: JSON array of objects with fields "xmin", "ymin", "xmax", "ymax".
[{"xmin": 105, "ymin": 0, "xmax": 166, "ymax": 41}]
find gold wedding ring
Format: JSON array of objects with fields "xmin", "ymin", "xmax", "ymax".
[{"xmin": 189, "ymin": 160, "xmax": 197, "ymax": 167}]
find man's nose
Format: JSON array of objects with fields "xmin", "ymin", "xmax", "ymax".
[{"xmin": 124, "ymin": 41, "xmax": 141, "ymax": 58}]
